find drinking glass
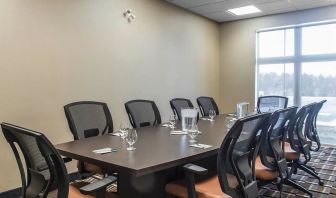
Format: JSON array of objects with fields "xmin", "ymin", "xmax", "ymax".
[
  {"xmin": 188, "ymin": 125, "xmax": 199, "ymax": 143},
  {"xmin": 169, "ymin": 114, "xmax": 177, "ymax": 129},
  {"xmin": 208, "ymin": 109, "xmax": 216, "ymax": 121},
  {"xmin": 119, "ymin": 122, "xmax": 130, "ymax": 139},
  {"xmin": 126, "ymin": 129, "xmax": 138, "ymax": 151},
  {"xmin": 225, "ymin": 116, "xmax": 236, "ymax": 131}
]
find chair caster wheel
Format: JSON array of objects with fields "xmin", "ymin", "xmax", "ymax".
[{"xmin": 319, "ymin": 181, "xmax": 324, "ymax": 186}]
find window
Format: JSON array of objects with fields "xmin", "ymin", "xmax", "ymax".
[{"xmin": 256, "ymin": 21, "xmax": 336, "ymax": 145}]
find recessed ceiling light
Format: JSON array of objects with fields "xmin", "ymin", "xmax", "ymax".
[{"xmin": 227, "ymin": 5, "xmax": 261, "ymax": 16}]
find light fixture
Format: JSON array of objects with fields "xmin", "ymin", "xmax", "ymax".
[{"xmin": 227, "ymin": 5, "xmax": 261, "ymax": 16}]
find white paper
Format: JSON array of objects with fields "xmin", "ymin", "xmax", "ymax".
[{"xmin": 190, "ymin": 144, "xmax": 212, "ymax": 149}]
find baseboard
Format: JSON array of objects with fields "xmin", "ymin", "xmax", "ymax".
[
  {"xmin": 0, "ymin": 172, "xmax": 80, "ymax": 198},
  {"xmin": 0, "ymin": 187, "xmax": 21, "ymax": 198}
]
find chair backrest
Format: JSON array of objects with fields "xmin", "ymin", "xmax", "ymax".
[
  {"xmin": 64, "ymin": 101, "xmax": 113, "ymax": 140},
  {"xmin": 287, "ymin": 103, "xmax": 316, "ymax": 163},
  {"xmin": 196, "ymin": 96, "xmax": 219, "ymax": 117},
  {"xmin": 257, "ymin": 96, "xmax": 288, "ymax": 113},
  {"xmin": 124, "ymin": 100, "xmax": 162, "ymax": 128},
  {"xmin": 217, "ymin": 113, "xmax": 271, "ymax": 198},
  {"xmin": 1, "ymin": 123, "xmax": 69, "ymax": 198},
  {"xmin": 170, "ymin": 98, "xmax": 194, "ymax": 120},
  {"xmin": 259, "ymin": 107, "xmax": 298, "ymax": 180},
  {"xmin": 307, "ymin": 100, "xmax": 327, "ymax": 151}
]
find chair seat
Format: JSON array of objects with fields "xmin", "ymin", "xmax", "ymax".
[
  {"xmin": 165, "ymin": 173, "xmax": 231, "ymax": 198},
  {"xmin": 48, "ymin": 182, "xmax": 118, "ymax": 198},
  {"xmin": 255, "ymin": 156, "xmax": 279, "ymax": 181},
  {"xmin": 284, "ymin": 142, "xmax": 300, "ymax": 160}
]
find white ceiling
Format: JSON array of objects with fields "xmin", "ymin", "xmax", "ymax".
[{"xmin": 165, "ymin": 0, "xmax": 336, "ymax": 22}]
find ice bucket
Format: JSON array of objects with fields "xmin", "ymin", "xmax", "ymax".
[
  {"xmin": 236, "ymin": 102, "xmax": 249, "ymax": 118},
  {"xmin": 181, "ymin": 107, "xmax": 198, "ymax": 132}
]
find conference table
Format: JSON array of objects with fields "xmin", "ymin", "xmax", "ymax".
[{"xmin": 55, "ymin": 114, "xmax": 232, "ymax": 198}]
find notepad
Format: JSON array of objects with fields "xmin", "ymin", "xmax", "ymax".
[
  {"xmin": 110, "ymin": 132, "xmax": 122, "ymax": 137},
  {"xmin": 161, "ymin": 123, "xmax": 172, "ymax": 127},
  {"xmin": 93, "ymin": 148, "xmax": 117, "ymax": 154},
  {"xmin": 170, "ymin": 130, "xmax": 187, "ymax": 135},
  {"xmin": 227, "ymin": 113, "xmax": 237, "ymax": 117},
  {"xmin": 190, "ymin": 144, "xmax": 212, "ymax": 149}
]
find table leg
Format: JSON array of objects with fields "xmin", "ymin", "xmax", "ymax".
[
  {"xmin": 118, "ymin": 168, "xmax": 177, "ymax": 198},
  {"xmin": 116, "ymin": 155, "xmax": 217, "ymax": 198}
]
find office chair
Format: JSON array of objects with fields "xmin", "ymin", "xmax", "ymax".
[
  {"xmin": 64, "ymin": 101, "xmax": 113, "ymax": 175},
  {"xmin": 165, "ymin": 113, "xmax": 271, "ymax": 198},
  {"xmin": 256, "ymin": 107, "xmax": 313, "ymax": 197},
  {"xmin": 257, "ymin": 96, "xmax": 288, "ymax": 113},
  {"xmin": 306, "ymin": 100, "xmax": 327, "ymax": 151},
  {"xmin": 170, "ymin": 98, "xmax": 195, "ymax": 120},
  {"xmin": 285, "ymin": 103, "xmax": 324, "ymax": 186},
  {"xmin": 196, "ymin": 96, "xmax": 219, "ymax": 117},
  {"xmin": 1, "ymin": 123, "xmax": 117, "ymax": 198},
  {"xmin": 124, "ymin": 100, "xmax": 161, "ymax": 128}
]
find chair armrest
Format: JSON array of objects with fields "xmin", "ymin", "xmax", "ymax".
[
  {"xmin": 79, "ymin": 176, "xmax": 117, "ymax": 195},
  {"xmin": 183, "ymin": 163, "xmax": 208, "ymax": 175},
  {"xmin": 183, "ymin": 164, "xmax": 208, "ymax": 198},
  {"xmin": 62, "ymin": 157, "xmax": 72, "ymax": 163}
]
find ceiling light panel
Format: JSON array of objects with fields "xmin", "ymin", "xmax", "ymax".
[{"xmin": 227, "ymin": 5, "xmax": 261, "ymax": 15}]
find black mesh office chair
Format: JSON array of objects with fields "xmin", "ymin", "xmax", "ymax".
[
  {"xmin": 306, "ymin": 100, "xmax": 327, "ymax": 151},
  {"xmin": 196, "ymin": 96, "xmax": 219, "ymax": 117},
  {"xmin": 285, "ymin": 103, "xmax": 324, "ymax": 186},
  {"xmin": 124, "ymin": 100, "xmax": 161, "ymax": 128},
  {"xmin": 256, "ymin": 107, "xmax": 313, "ymax": 197},
  {"xmin": 1, "ymin": 123, "xmax": 117, "ymax": 198},
  {"xmin": 170, "ymin": 98, "xmax": 195, "ymax": 120},
  {"xmin": 257, "ymin": 96, "xmax": 288, "ymax": 113},
  {"xmin": 166, "ymin": 113, "xmax": 271, "ymax": 198},
  {"xmin": 64, "ymin": 101, "xmax": 113, "ymax": 175}
]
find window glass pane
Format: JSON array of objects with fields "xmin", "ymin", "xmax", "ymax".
[
  {"xmin": 302, "ymin": 23, "xmax": 336, "ymax": 55},
  {"xmin": 302, "ymin": 61, "xmax": 336, "ymax": 145},
  {"xmin": 259, "ymin": 30, "xmax": 284, "ymax": 58},
  {"xmin": 258, "ymin": 29, "xmax": 294, "ymax": 58},
  {"xmin": 258, "ymin": 64, "xmax": 294, "ymax": 105}
]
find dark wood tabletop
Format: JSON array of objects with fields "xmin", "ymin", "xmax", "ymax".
[{"xmin": 55, "ymin": 115, "xmax": 230, "ymax": 177}]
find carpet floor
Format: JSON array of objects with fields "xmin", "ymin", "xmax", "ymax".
[{"xmin": 259, "ymin": 145, "xmax": 336, "ymax": 198}]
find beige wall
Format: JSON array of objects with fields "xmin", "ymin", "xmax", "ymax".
[
  {"xmin": 219, "ymin": 6, "xmax": 336, "ymax": 113},
  {"xmin": 0, "ymin": 0, "xmax": 220, "ymax": 191}
]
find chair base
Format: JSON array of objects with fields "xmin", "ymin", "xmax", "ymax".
[
  {"xmin": 289, "ymin": 161, "xmax": 324, "ymax": 186},
  {"xmin": 284, "ymin": 179, "xmax": 313, "ymax": 198},
  {"xmin": 299, "ymin": 164, "xmax": 324, "ymax": 186},
  {"xmin": 258, "ymin": 178, "xmax": 313, "ymax": 198}
]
